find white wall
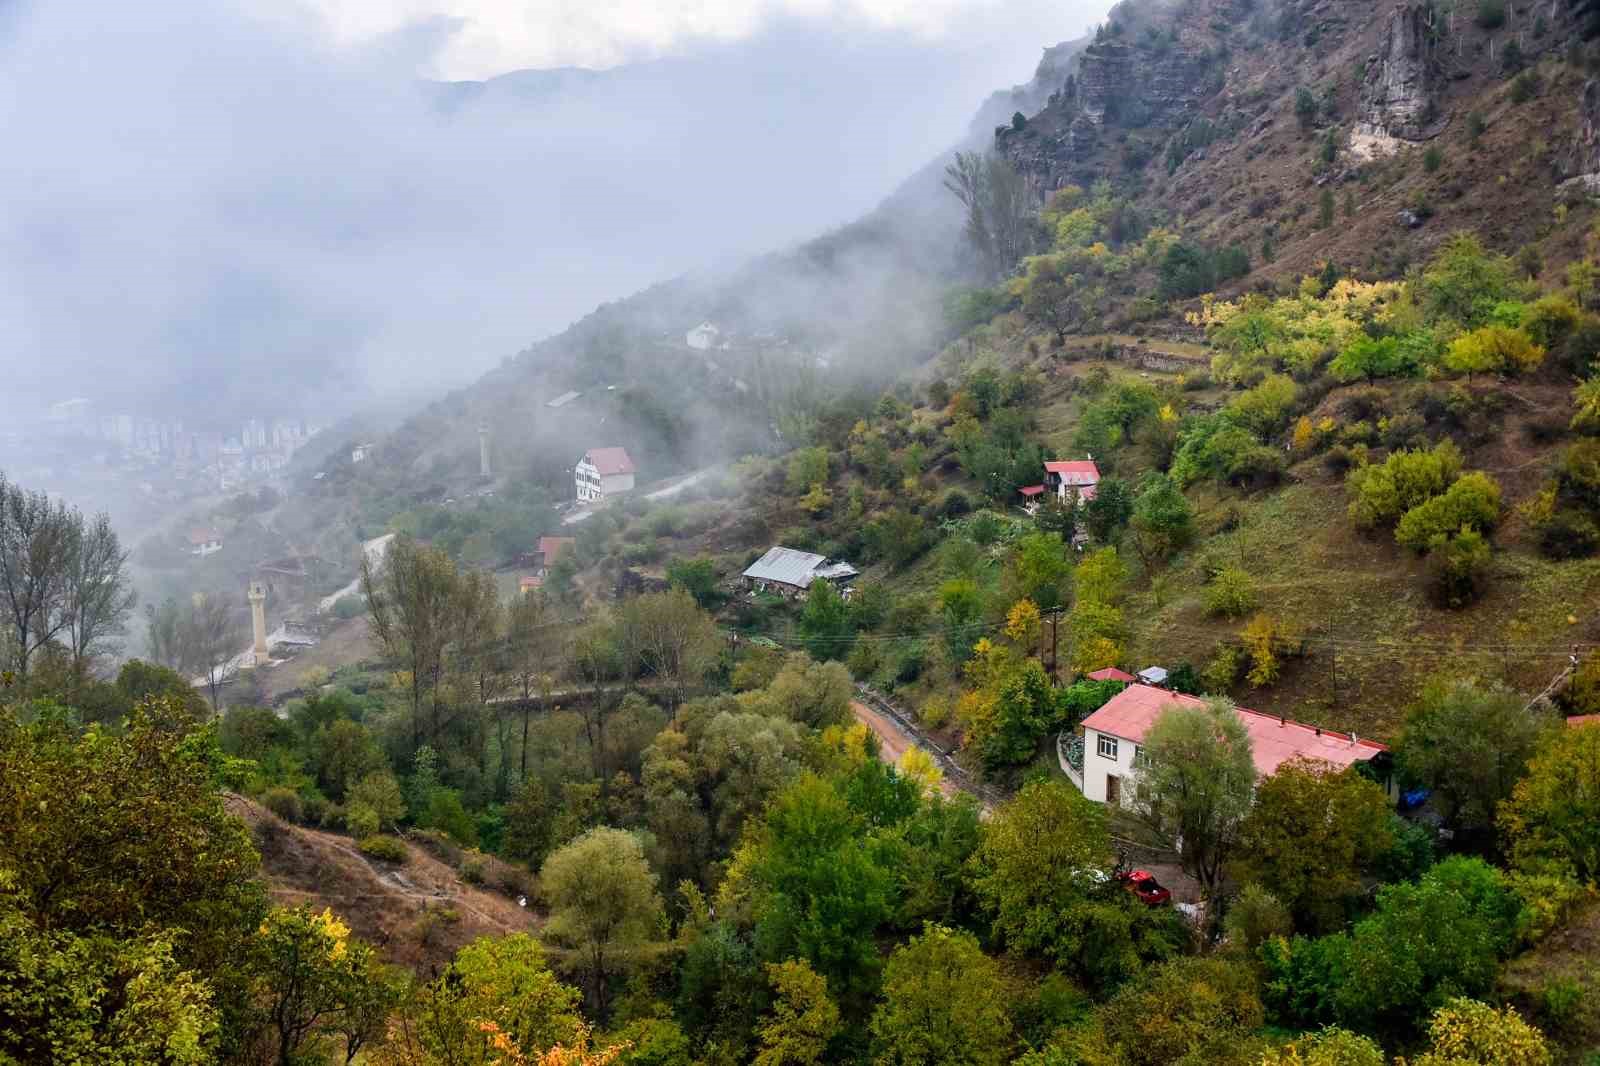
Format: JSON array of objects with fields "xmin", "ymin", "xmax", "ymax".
[
  {"xmin": 1081, "ymin": 726, "xmax": 1140, "ymax": 806},
  {"xmin": 600, "ymin": 472, "xmax": 635, "ymax": 497}
]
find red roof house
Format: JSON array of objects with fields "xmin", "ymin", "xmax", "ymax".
[
  {"xmin": 584, "ymin": 448, "xmax": 636, "ymax": 476},
  {"xmin": 1043, "ymin": 459, "xmax": 1100, "ymax": 502},
  {"xmin": 1086, "ymin": 667, "xmax": 1136, "ymax": 683},
  {"xmin": 1075, "ymin": 684, "xmax": 1388, "ymax": 804}
]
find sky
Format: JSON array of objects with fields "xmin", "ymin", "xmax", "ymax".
[{"xmin": 0, "ymin": 0, "xmax": 1109, "ymax": 426}]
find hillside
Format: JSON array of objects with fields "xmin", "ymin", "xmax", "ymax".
[{"xmin": 227, "ymin": 793, "xmax": 538, "ymax": 972}]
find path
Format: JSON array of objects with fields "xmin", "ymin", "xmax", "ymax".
[
  {"xmin": 850, "ymin": 697, "xmax": 989, "ymax": 811},
  {"xmin": 561, "ymin": 465, "xmax": 718, "ymax": 525},
  {"xmin": 317, "ymin": 533, "xmax": 396, "ymax": 614}
]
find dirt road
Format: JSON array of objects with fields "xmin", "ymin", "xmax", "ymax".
[{"xmin": 851, "ymin": 699, "xmax": 971, "ymax": 805}]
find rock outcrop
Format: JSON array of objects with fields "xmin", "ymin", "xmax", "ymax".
[
  {"xmin": 1355, "ymin": 3, "xmax": 1445, "ymax": 151},
  {"xmin": 1074, "ymin": 41, "xmax": 1213, "ymax": 127},
  {"xmin": 1558, "ymin": 79, "xmax": 1600, "ymax": 200}
]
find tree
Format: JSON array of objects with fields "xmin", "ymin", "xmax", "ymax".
[
  {"xmin": 1420, "ymin": 233, "xmax": 1520, "ymax": 328},
  {"xmin": 1088, "ymin": 957, "xmax": 1265, "ymax": 1066},
  {"xmin": 1396, "ymin": 678, "xmax": 1558, "ymax": 835},
  {"xmin": 870, "ymin": 924, "xmax": 1013, "ymax": 1066},
  {"xmin": 0, "ymin": 473, "xmax": 78, "ymax": 680},
  {"xmin": 1129, "ymin": 472, "xmax": 1193, "ymax": 567},
  {"xmin": 145, "ymin": 596, "xmax": 186, "ymax": 670},
  {"xmin": 1499, "ymin": 723, "xmax": 1600, "ymax": 882},
  {"xmin": 1259, "ymin": 1027, "xmax": 1384, "ymax": 1065},
  {"xmin": 799, "ymin": 579, "xmax": 854, "ymax": 662},
  {"xmin": 1133, "ymin": 698, "xmax": 1255, "ymax": 902},
  {"xmin": 738, "ymin": 775, "xmax": 897, "ymax": 1001},
  {"xmin": 60, "ymin": 511, "xmax": 135, "ymax": 683},
  {"xmin": 506, "ymin": 588, "xmax": 558, "ymax": 779},
  {"xmin": 1082, "ymin": 477, "xmax": 1133, "ymax": 542},
  {"xmin": 1003, "ymin": 532, "xmax": 1071, "ymax": 610},
  {"xmin": 541, "ymin": 827, "xmax": 665, "ymax": 1019},
  {"xmin": 1204, "ymin": 567, "xmax": 1258, "ymax": 618},
  {"xmin": 666, "ymin": 556, "xmax": 721, "ymax": 609},
  {"xmin": 255, "ymin": 905, "xmax": 387, "ymax": 1066},
  {"xmin": 182, "ymin": 592, "xmax": 241, "ymax": 713},
  {"xmin": 362, "ymin": 536, "xmax": 459, "ymax": 753},
  {"xmin": 349, "ymin": 769, "xmax": 406, "ymax": 831},
  {"xmin": 0, "ymin": 698, "xmax": 266, "ymax": 1058},
  {"xmin": 381, "ymin": 932, "xmax": 586, "ymax": 1065},
  {"xmin": 1412, "ymin": 998, "xmax": 1552, "ymax": 1066},
  {"xmin": 786, "ymin": 447, "xmax": 830, "ymax": 495},
  {"xmin": 1234, "ymin": 759, "xmax": 1394, "ymax": 933},
  {"xmin": 617, "ymin": 588, "xmax": 721, "ymax": 706},
  {"xmin": 938, "ymin": 578, "xmax": 984, "ymax": 661},
  {"xmin": 971, "ymin": 780, "xmax": 1137, "ymax": 973},
  {"xmin": 1444, "ymin": 325, "xmax": 1545, "ymax": 377},
  {"xmin": 1394, "ymin": 472, "xmax": 1501, "ymax": 551},
  {"xmin": 753, "ymin": 959, "xmax": 839, "ymax": 1066},
  {"xmin": 943, "ymin": 152, "xmax": 1038, "ymax": 278}
]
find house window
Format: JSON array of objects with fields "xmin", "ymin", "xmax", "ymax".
[
  {"xmin": 1134, "ymin": 745, "xmax": 1149, "ymax": 769},
  {"xmin": 1096, "ymin": 734, "xmax": 1119, "ymax": 761}
]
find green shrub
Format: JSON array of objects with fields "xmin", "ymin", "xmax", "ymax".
[
  {"xmin": 346, "ymin": 803, "xmax": 380, "ymax": 838},
  {"xmin": 1394, "ymin": 471, "xmax": 1501, "ymax": 551},
  {"xmin": 358, "ymin": 835, "xmax": 408, "ymax": 863},
  {"xmin": 1205, "ymin": 567, "xmax": 1260, "ymax": 618},
  {"xmin": 460, "ymin": 854, "xmax": 487, "ymax": 885},
  {"xmin": 332, "ymin": 594, "xmax": 365, "ymax": 619},
  {"xmin": 1426, "ymin": 528, "xmax": 1492, "ymax": 608},
  {"xmin": 262, "ymin": 786, "xmax": 303, "ymax": 824},
  {"xmin": 1423, "ymin": 145, "xmax": 1443, "ymax": 173},
  {"xmin": 1467, "ymin": 112, "xmax": 1486, "ymax": 142},
  {"xmin": 1510, "ymin": 70, "xmax": 1541, "ymax": 103},
  {"xmin": 1475, "ymin": 0, "xmax": 1505, "ymax": 28},
  {"xmin": 1538, "ymin": 509, "xmax": 1600, "ymax": 559}
]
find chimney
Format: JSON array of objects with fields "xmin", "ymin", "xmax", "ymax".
[
  {"xmin": 1279, "ymin": 715, "xmax": 1286, "ymax": 726},
  {"xmin": 1315, "ymin": 726, "xmax": 1321, "ymax": 736}
]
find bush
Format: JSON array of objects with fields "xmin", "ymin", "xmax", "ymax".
[
  {"xmin": 1423, "ymin": 145, "xmax": 1443, "ymax": 172},
  {"xmin": 1227, "ymin": 884, "xmax": 1293, "ymax": 953},
  {"xmin": 461, "ymin": 854, "xmax": 487, "ymax": 885},
  {"xmin": 332, "ymin": 595, "xmax": 365, "ymax": 620},
  {"xmin": 346, "ymin": 803, "xmax": 380, "ymax": 838},
  {"xmin": 1538, "ymin": 509, "xmax": 1600, "ymax": 559},
  {"xmin": 1394, "ymin": 471, "xmax": 1501, "ymax": 551},
  {"xmin": 1426, "ymin": 528, "xmax": 1492, "ymax": 608},
  {"xmin": 1205, "ymin": 567, "xmax": 1260, "ymax": 618},
  {"xmin": 1475, "ymin": 0, "xmax": 1505, "ymax": 27},
  {"xmin": 358, "ymin": 834, "xmax": 408, "ymax": 863},
  {"xmin": 262, "ymin": 786, "xmax": 304, "ymax": 824}
]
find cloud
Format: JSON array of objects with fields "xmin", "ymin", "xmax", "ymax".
[{"xmin": 0, "ymin": 0, "xmax": 1106, "ymax": 426}]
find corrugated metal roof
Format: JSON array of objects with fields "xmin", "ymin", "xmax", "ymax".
[
  {"xmin": 546, "ymin": 390, "xmax": 582, "ymax": 408},
  {"xmin": 1080, "ymin": 684, "xmax": 1387, "ymax": 776},
  {"xmin": 1044, "ymin": 459, "xmax": 1100, "ymax": 484},
  {"xmin": 742, "ymin": 546, "xmax": 855, "ymax": 587}
]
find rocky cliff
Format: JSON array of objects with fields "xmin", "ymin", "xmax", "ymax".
[{"xmin": 1353, "ymin": 3, "xmax": 1446, "ymax": 155}]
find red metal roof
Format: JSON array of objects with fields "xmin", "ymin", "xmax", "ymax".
[
  {"xmin": 538, "ymin": 536, "xmax": 575, "ymax": 561},
  {"xmin": 584, "ymin": 447, "xmax": 636, "ymax": 476},
  {"xmin": 1568, "ymin": 715, "xmax": 1600, "ymax": 729},
  {"xmin": 1019, "ymin": 484, "xmax": 1046, "ymax": 497},
  {"xmin": 187, "ymin": 527, "xmax": 221, "ymax": 545},
  {"xmin": 1080, "ymin": 684, "xmax": 1386, "ymax": 777},
  {"xmin": 1043, "ymin": 459, "xmax": 1100, "ymax": 483},
  {"xmin": 1086, "ymin": 667, "xmax": 1136, "ymax": 682}
]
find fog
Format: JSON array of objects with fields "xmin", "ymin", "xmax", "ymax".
[{"xmin": 0, "ymin": 0, "xmax": 1107, "ymax": 428}]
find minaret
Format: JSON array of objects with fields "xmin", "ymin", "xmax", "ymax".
[
  {"xmin": 478, "ymin": 424, "xmax": 491, "ymax": 480},
  {"xmin": 247, "ymin": 581, "xmax": 269, "ymax": 666}
]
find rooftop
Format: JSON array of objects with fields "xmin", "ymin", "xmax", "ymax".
[
  {"xmin": 187, "ymin": 527, "xmax": 222, "ymax": 545},
  {"xmin": 538, "ymin": 535, "xmax": 575, "ymax": 561},
  {"xmin": 743, "ymin": 546, "xmax": 858, "ymax": 587},
  {"xmin": 1044, "ymin": 459, "xmax": 1101, "ymax": 483},
  {"xmin": 1080, "ymin": 684, "xmax": 1387, "ymax": 777},
  {"xmin": 583, "ymin": 447, "xmax": 636, "ymax": 476},
  {"xmin": 1086, "ymin": 667, "xmax": 1136, "ymax": 682}
]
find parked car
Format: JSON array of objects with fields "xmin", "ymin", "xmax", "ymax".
[{"xmin": 1117, "ymin": 869, "xmax": 1172, "ymax": 907}]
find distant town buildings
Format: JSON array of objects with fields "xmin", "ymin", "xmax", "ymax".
[
  {"xmin": 575, "ymin": 447, "xmax": 636, "ymax": 503},
  {"xmin": 34, "ymin": 396, "xmax": 323, "ymax": 493},
  {"xmin": 685, "ymin": 321, "xmax": 723, "ymax": 350}
]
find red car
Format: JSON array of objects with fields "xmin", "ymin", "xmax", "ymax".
[{"xmin": 1117, "ymin": 869, "xmax": 1172, "ymax": 907}]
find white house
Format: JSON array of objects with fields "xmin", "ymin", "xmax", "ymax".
[
  {"xmin": 1019, "ymin": 458, "xmax": 1101, "ymax": 513},
  {"xmin": 686, "ymin": 322, "xmax": 722, "ymax": 350},
  {"xmin": 351, "ymin": 443, "xmax": 373, "ymax": 464},
  {"xmin": 188, "ymin": 527, "xmax": 223, "ymax": 557},
  {"xmin": 575, "ymin": 447, "xmax": 637, "ymax": 503},
  {"xmin": 1070, "ymin": 684, "xmax": 1390, "ymax": 806}
]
